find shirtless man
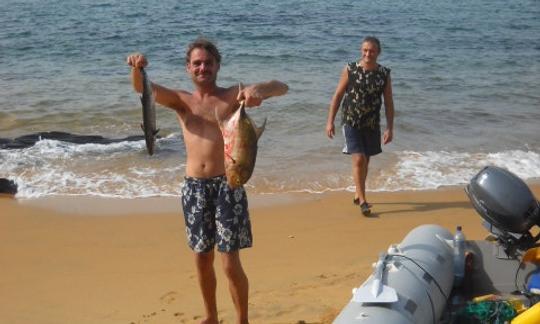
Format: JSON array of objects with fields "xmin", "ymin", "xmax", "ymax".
[{"xmin": 127, "ymin": 38, "xmax": 288, "ymax": 324}]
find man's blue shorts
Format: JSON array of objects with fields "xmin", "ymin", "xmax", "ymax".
[
  {"xmin": 342, "ymin": 124, "xmax": 382, "ymax": 156},
  {"xmin": 181, "ymin": 175, "xmax": 252, "ymax": 253}
]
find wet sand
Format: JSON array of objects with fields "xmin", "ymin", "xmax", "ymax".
[{"xmin": 1, "ymin": 184, "xmax": 539, "ymax": 324}]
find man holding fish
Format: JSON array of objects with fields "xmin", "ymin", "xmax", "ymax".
[{"xmin": 127, "ymin": 37, "xmax": 288, "ymax": 324}]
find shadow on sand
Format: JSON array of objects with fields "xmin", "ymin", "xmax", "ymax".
[{"xmin": 369, "ymin": 200, "xmax": 472, "ymax": 218}]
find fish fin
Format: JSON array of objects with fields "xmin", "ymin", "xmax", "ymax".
[
  {"xmin": 255, "ymin": 118, "xmax": 267, "ymax": 140},
  {"xmin": 140, "ymin": 123, "xmax": 144, "ymax": 131},
  {"xmin": 153, "ymin": 129, "xmax": 160, "ymax": 136}
]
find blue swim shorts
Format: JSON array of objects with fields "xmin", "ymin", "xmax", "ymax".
[
  {"xmin": 181, "ymin": 175, "xmax": 252, "ymax": 253},
  {"xmin": 342, "ymin": 124, "xmax": 382, "ymax": 156}
]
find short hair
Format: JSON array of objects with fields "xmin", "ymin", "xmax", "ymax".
[
  {"xmin": 362, "ymin": 36, "xmax": 382, "ymax": 53},
  {"xmin": 185, "ymin": 37, "xmax": 222, "ymax": 64}
]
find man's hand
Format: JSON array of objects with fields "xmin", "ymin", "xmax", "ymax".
[
  {"xmin": 236, "ymin": 83, "xmax": 263, "ymax": 107},
  {"xmin": 326, "ymin": 122, "xmax": 335, "ymax": 139},
  {"xmin": 383, "ymin": 128, "xmax": 393, "ymax": 145},
  {"xmin": 126, "ymin": 53, "xmax": 148, "ymax": 69}
]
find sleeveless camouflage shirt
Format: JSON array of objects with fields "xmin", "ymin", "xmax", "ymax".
[{"xmin": 341, "ymin": 62, "xmax": 391, "ymax": 130}]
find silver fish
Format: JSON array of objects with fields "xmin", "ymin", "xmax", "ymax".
[
  {"xmin": 218, "ymin": 101, "xmax": 266, "ymax": 188},
  {"xmin": 140, "ymin": 67, "xmax": 159, "ymax": 155}
]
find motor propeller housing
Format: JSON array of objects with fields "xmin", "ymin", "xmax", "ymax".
[{"xmin": 466, "ymin": 166, "xmax": 540, "ymax": 251}]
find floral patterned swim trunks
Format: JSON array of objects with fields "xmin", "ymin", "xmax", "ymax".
[{"xmin": 181, "ymin": 175, "xmax": 252, "ymax": 253}]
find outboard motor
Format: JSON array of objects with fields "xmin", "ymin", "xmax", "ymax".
[{"xmin": 465, "ymin": 166, "xmax": 540, "ymax": 257}]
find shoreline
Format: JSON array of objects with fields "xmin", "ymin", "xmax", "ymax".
[
  {"xmin": 6, "ymin": 182, "xmax": 509, "ymax": 215},
  {"xmin": 2, "ymin": 184, "xmax": 539, "ymax": 323}
]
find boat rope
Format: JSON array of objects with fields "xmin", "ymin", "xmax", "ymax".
[
  {"xmin": 514, "ymin": 257, "xmax": 526, "ymax": 293},
  {"xmin": 459, "ymin": 300, "xmax": 517, "ymax": 323},
  {"xmin": 389, "ymin": 253, "xmax": 449, "ymax": 301}
]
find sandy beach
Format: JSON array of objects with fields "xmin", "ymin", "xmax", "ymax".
[{"xmin": 1, "ymin": 184, "xmax": 539, "ymax": 324}]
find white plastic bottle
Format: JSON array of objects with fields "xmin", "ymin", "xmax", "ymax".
[{"xmin": 453, "ymin": 225, "xmax": 466, "ymax": 287}]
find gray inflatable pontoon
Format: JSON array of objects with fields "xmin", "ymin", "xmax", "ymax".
[{"xmin": 334, "ymin": 166, "xmax": 540, "ymax": 324}]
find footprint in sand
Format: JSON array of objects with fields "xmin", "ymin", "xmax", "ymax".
[{"xmin": 160, "ymin": 291, "xmax": 179, "ymax": 304}]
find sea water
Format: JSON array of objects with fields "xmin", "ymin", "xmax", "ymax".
[{"xmin": 1, "ymin": 0, "xmax": 539, "ymax": 198}]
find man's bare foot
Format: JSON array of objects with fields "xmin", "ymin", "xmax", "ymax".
[{"xmin": 200, "ymin": 319, "xmax": 219, "ymax": 324}]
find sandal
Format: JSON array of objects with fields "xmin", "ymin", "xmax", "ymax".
[
  {"xmin": 354, "ymin": 198, "xmax": 372, "ymax": 208},
  {"xmin": 360, "ymin": 202, "xmax": 371, "ymax": 216}
]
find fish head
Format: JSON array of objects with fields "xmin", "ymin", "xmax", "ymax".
[
  {"xmin": 226, "ymin": 166, "xmax": 252, "ymax": 189},
  {"xmin": 227, "ymin": 173, "xmax": 243, "ymax": 189}
]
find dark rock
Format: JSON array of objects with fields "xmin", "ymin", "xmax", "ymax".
[{"xmin": 0, "ymin": 178, "xmax": 17, "ymax": 195}]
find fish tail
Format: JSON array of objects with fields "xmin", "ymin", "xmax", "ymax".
[{"xmin": 255, "ymin": 118, "xmax": 267, "ymax": 139}]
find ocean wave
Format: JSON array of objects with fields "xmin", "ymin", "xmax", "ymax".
[
  {"xmin": 0, "ymin": 136, "xmax": 185, "ymax": 199},
  {"xmin": 2, "ymin": 143, "xmax": 538, "ymax": 199},
  {"xmin": 249, "ymin": 150, "xmax": 540, "ymax": 195},
  {"xmin": 371, "ymin": 150, "xmax": 540, "ymax": 192}
]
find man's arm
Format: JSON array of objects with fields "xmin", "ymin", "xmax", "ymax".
[
  {"xmin": 237, "ymin": 80, "xmax": 289, "ymax": 107},
  {"xmin": 382, "ymin": 75, "xmax": 394, "ymax": 145},
  {"xmin": 127, "ymin": 53, "xmax": 186, "ymax": 112},
  {"xmin": 326, "ymin": 66, "xmax": 348, "ymax": 139}
]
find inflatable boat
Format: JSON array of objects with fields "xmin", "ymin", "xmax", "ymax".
[{"xmin": 334, "ymin": 166, "xmax": 540, "ymax": 323}]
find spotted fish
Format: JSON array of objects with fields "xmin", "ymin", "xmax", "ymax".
[{"xmin": 217, "ymin": 101, "xmax": 266, "ymax": 188}]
